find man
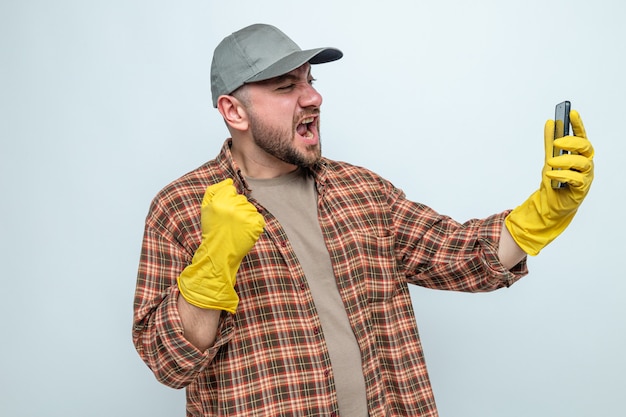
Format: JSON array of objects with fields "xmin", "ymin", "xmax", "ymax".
[{"xmin": 133, "ymin": 23, "xmax": 594, "ymax": 416}]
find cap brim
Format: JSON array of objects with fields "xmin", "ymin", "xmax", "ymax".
[{"xmin": 246, "ymin": 47, "xmax": 343, "ymax": 84}]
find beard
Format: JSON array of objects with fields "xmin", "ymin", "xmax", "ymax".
[{"xmin": 247, "ymin": 110, "xmax": 322, "ymax": 168}]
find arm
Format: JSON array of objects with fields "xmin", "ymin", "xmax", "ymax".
[
  {"xmin": 498, "ymin": 222, "xmax": 526, "ymax": 270},
  {"xmin": 132, "ymin": 225, "xmax": 228, "ymax": 389},
  {"xmin": 386, "ymin": 185, "xmax": 528, "ymax": 292},
  {"xmin": 176, "ymin": 179, "xmax": 264, "ymax": 349},
  {"xmin": 133, "ymin": 179, "xmax": 264, "ymax": 387},
  {"xmin": 177, "ymin": 296, "xmax": 221, "ymax": 351}
]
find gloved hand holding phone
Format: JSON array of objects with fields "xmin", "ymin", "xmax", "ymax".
[{"xmin": 505, "ymin": 109, "xmax": 594, "ymax": 256}]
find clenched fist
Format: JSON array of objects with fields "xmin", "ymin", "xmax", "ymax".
[{"xmin": 178, "ymin": 179, "xmax": 265, "ymax": 313}]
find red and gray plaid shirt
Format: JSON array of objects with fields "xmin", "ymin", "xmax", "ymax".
[{"xmin": 133, "ymin": 140, "xmax": 527, "ymax": 416}]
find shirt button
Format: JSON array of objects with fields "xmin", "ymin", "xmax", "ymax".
[
  {"xmin": 313, "ymin": 327, "xmax": 320, "ymax": 335},
  {"xmin": 324, "ymin": 369, "xmax": 330, "ymax": 377},
  {"xmin": 281, "ymin": 241, "xmax": 287, "ymax": 247},
  {"xmin": 330, "ymin": 412, "xmax": 337, "ymax": 417},
  {"xmin": 300, "ymin": 283, "xmax": 306, "ymax": 290}
]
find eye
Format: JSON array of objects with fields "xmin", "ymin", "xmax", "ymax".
[{"xmin": 277, "ymin": 83, "xmax": 295, "ymax": 91}]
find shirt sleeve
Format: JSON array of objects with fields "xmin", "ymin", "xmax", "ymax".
[
  {"xmin": 132, "ymin": 201, "xmax": 235, "ymax": 389},
  {"xmin": 388, "ymin": 184, "xmax": 528, "ymax": 291}
]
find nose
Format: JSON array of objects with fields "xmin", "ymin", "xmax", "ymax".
[{"xmin": 299, "ymin": 83, "xmax": 323, "ymax": 108}]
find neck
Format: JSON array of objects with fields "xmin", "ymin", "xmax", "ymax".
[{"xmin": 230, "ymin": 137, "xmax": 298, "ymax": 179}]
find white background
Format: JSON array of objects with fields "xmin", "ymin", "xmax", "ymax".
[{"xmin": 1, "ymin": 1, "xmax": 624, "ymax": 416}]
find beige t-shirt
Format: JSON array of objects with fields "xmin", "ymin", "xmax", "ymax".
[{"xmin": 248, "ymin": 169, "xmax": 368, "ymax": 416}]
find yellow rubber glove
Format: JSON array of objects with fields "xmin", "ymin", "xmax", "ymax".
[
  {"xmin": 505, "ymin": 110, "xmax": 594, "ymax": 256},
  {"xmin": 177, "ymin": 179, "xmax": 265, "ymax": 313}
]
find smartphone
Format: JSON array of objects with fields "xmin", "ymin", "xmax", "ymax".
[{"xmin": 551, "ymin": 100, "xmax": 571, "ymax": 189}]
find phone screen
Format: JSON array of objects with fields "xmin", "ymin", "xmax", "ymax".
[
  {"xmin": 554, "ymin": 101, "xmax": 570, "ymax": 140},
  {"xmin": 552, "ymin": 100, "xmax": 571, "ymax": 189}
]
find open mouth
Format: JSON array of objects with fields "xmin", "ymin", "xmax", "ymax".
[{"xmin": 296, "ymin": 116, "xmax": 316, "ymax": 140}]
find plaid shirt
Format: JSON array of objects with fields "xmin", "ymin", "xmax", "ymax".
[{"xmin": 133, "ymin": 140, "xmax": 527, "ymax": 416}]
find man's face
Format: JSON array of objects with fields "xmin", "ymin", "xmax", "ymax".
[{"xmin": 242, "ymin": 63, "xmax": 323, "ymax": 168}]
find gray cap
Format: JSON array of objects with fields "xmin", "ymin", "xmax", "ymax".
[{"xmin": 210, "ymin": 24, "xmax": 343, "ymax": 107}]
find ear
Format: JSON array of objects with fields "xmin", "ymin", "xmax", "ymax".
[{"xmin": 217, "ymin": 95, "xmax": 249, "ymax": 131}]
